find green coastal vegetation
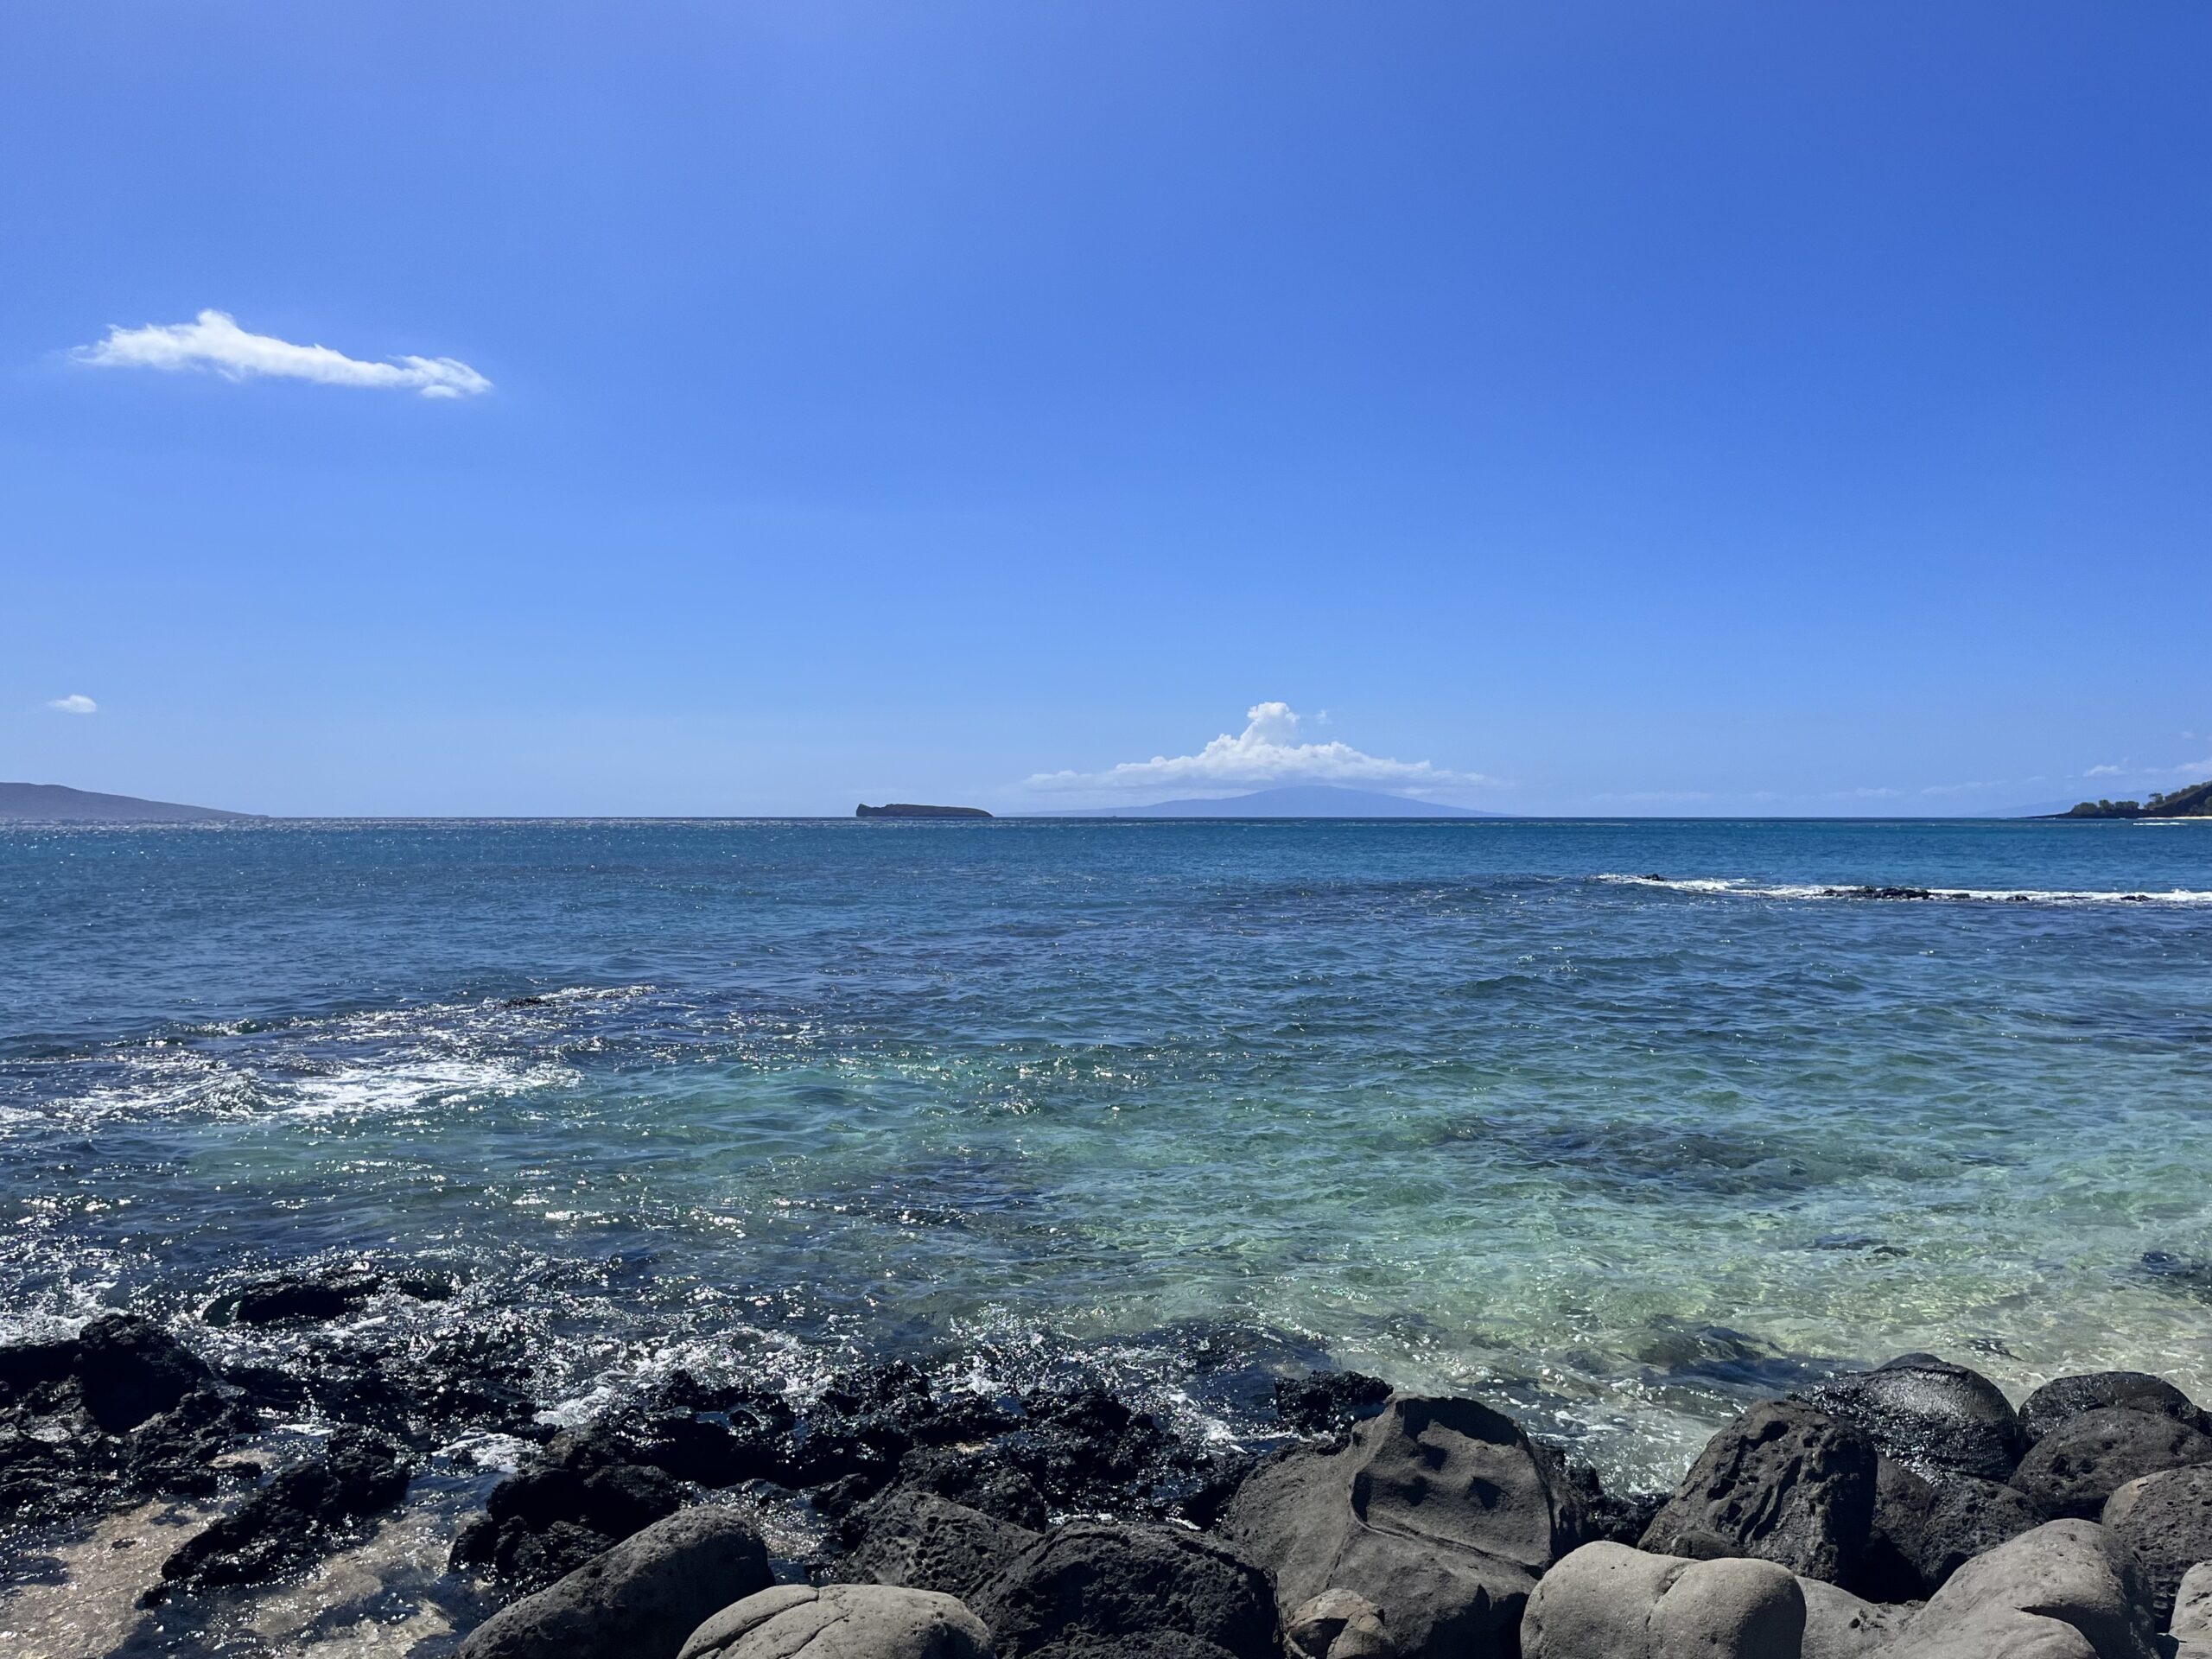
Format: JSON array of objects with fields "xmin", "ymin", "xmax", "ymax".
[{"xmin": 2056, "ymin": 778, "xmax": 2212, "ymax": 818}]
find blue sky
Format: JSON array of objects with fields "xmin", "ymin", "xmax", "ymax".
[{"xmin": 4, "ymin": 2, "xmax": 2209, "ymax": 816}]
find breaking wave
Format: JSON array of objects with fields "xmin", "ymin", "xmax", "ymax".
[{"xmin": 1594, "ymin": 874, "xmax": 2212, "ymax": 906}]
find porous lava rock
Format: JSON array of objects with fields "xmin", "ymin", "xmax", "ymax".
[
  {"xmin": 1638, "ymin": 1402, "xmax": 1877, "ymax": 1586},
  {"xmin": 972, "ymin": 1521, "xmax": 1277, "ymax": 1659},
  {"xmin": 2009, "ymin": 1406, "xmax": 2212, "ymax": 1519}
]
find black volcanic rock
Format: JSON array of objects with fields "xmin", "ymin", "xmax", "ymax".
[
  {"xmin": 453, "ymin": 1428, "xmax": 685, "ymax": 1592},
  {"xmin": 0, "ymin": 1314, "xmax": 261, "ymax": 1523},
  {"xmin": 2009, "ymin": 1405, "xmax": 2212, "ymax": 1518},
  {"xmin": 1639, "ymin": 1400, "xmax": 1878, "ymax": 1585},
  {"xmin": 2019, "ymin": 1370, "xmax": 2207, "ymax": 1443},
  {"xmin": 835, "ymin": 1488, "xmax": 1040, "ymax": 1600},
  {"xmin": 225, "ymin": 1325, "xmax": 542, "ymax": 1446},
  {"xmin": 1806, "ymin": 1353, "xmax": 2026, "ymax": 1483},
  {"xmin": 76, "ymin": 1314, "xmax": 213, "ymax": 1433},
  {"xmin": 975, "ymin": 1522, "xmax": 1279, "ymax": 1659},
  {"xmin": 1273, "ymin": 1371, "xmax": 1392, "ymax": 1438},
  {"xmin": 885, "ymin": 1443, "xmax": 1050, "ymax": 1531},
  {"xmin": 210, "ymin": 1269, "xmax": 389, "ymax": 1326},
  {"xmin": 1859, "ymin": 1457, "xmax": 2043, "ymax": 1599},
  {"xmin": 159, "ymin": 1427, "xmax": 410, "ymax": 1591}
]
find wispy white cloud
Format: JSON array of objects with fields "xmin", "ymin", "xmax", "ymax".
[
  {"xmin": 1026, "ymin": 701, "xmax": 1498, "ymax": 797},
  {"xmin": 2085, "ymin": 756, "xmax": 2212, "ymax": 780},
  {"xmin": 48, "ymin": 694, "xmax": 98, "ymax": 715},
  {"xmin": 73, "ymin": 310, "xmax": 490, "ymax": 399},
  {"xmin": 1918, "ymin": 777, "xmax": 2043, "ymax": 796}
]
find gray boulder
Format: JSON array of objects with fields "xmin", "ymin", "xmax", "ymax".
[
  {"xmin": 1218, "ymin": 1394, "xmax": 1589, "ymax": 1659},
  {"xmin": 1796, "ymin": 1579, "xmax": 1904, "ymax": 1659},
  {"xmin": 837, "ymin": 1490, "xmax": 1039, "ymax": 1600},
  {"xmin": 1638, "ymin": 1402, "xmax": 1877, "ymax": 1586},
  {"xmin": 459, "ymin": 1506, "xmax": 772, "ymax": 1659},
  {"xmin": 1878, "ymin": 1519, "xmax": 2158, "ymax": 1659},
  {"xmin": 1520, "ymin": 1541, "xmax": 1804, "ymax": 1658},
  {"xmin": 678, "ymin": 1584, "xmax": 992, "ymax": 1659},
  {"xmin": 2101, "ymin": 1465, "xmax": 2212, "ymax": 1624},
  {"xmin": 1285, "ymin": 1591, "xmax": 1395, "ymax": 1659},
  {"xmin": 1807, "ymin": 1356, "xmax": 2025, "ymax": 1484},
  {"xmin": 2019, "ymin": 1374, "xmax": 2205, "ymax": 1445},
  {"xmin": 2172, "ymin": 1561, "xmax": 2212, "ymax": 1654},
  {"xmin": 2010, "ymin": 1407, "xmax": 2212, "ymax": 1519},
  {"xmin": 972, "ymin": 1522, "xmax": 1276, "ymax": 1659}
]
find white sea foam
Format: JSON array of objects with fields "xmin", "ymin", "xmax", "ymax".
[
  {"xmin": 1595, "ymin": 874, "xmax": 2212, "ymax": 905},
  {"xmin": 283, "ymin": 1054, "xmax": 574, "ymax": 1120}
]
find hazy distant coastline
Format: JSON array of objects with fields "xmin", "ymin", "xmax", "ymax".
[{"xmin": 0, "ymin": 781, "xmax": 256, "ymax": 823}]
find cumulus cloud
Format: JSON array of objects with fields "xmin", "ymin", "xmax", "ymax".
[
  {"xmin": 48, "ymin": 694, "xmax": 97, "ymax": 715},
  {"xmin": 73, "ymin": 310, "xmax": 490, "ymax": 399},
  {"xmin": 1026, "ymin": 701, "xmax": 1498, "ymax": 796}
]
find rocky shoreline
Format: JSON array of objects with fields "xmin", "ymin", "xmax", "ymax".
[{"xmin": 4, "ymin": 1286, "xmax": 2211, "ymax": 1657}]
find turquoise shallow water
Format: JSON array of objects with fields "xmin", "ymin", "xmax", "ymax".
[{"xmin": 3, "ymin": 817, "xmax": 2209, "ymax": 1485}]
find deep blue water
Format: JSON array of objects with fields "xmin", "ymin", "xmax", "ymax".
[{"xmin": 4, "ymin": 817, "xmax": 2209, "ymax": 1483}]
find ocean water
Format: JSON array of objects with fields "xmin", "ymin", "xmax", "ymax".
[{"xmin": 4, "ymin": 817, "xmax": 2210, "ymax": 1489}]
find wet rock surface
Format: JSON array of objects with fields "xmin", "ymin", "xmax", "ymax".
[
  {"xmin": 452, "ymin": 1427, "xmax": 688, "ymax": 1591},
  {"xmin": 157, "ymin": 1425, "xmax": 411, "ymax": 1592},
  {"xmin": 1271, "ymin": 1371, "xmax": 1392, "ymax": 1438},
  {"xmin": 0, "ymin": 1314, "xmax": 264, "ymax": 1524},
  {"xmin": 203, "ymin": 1265, "xmax": 453, "ymax": 1336},
  {"xmin": 1805, "ymin": 1354, "xmax": 2026, "ymax": 1484},
  {"xmin": 2018, "ymin": 1371, "xmax": 2208, "ymax": 1444},
  {"xmin": 223, "ymin": 1321, "xmax": 545, "ymax": 1447}
]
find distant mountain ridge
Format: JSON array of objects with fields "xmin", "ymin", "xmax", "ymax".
[
  {"xmin": 0, "ymin": 782, "xmax": 255, "ymax": 823},
  {"xmin": 1042, "ymin": 784, "xmax": 1509, "ymax": 818}
]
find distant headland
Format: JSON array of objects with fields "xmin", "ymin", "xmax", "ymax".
[
  {"xmin": 2046, "ymin": 779, "xmax": 2212, "ymax": 820},
  {"xmin": 0, "ymin": 781, "xmax": 256, "ymax": 823},
  {"xmin": 855, "ymin": 803, "xmax": 993, "ymax": 819}
]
